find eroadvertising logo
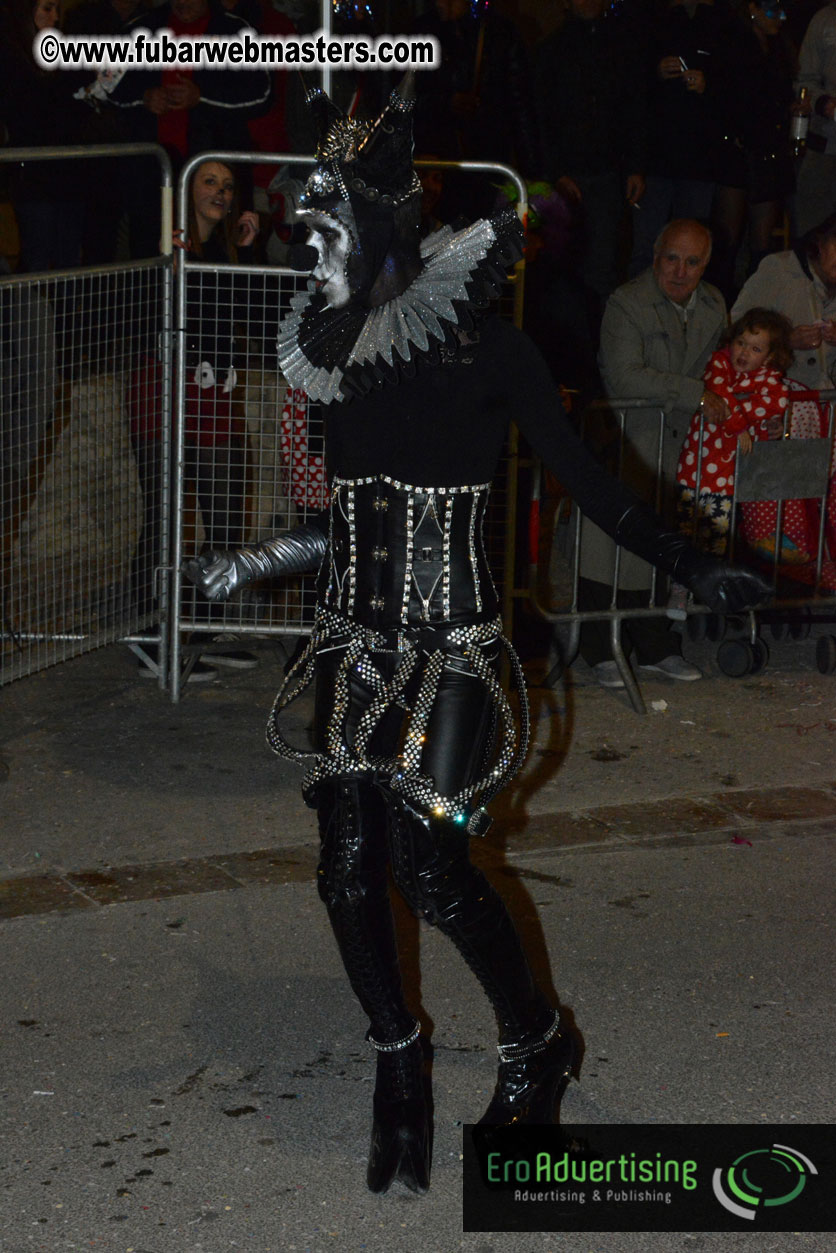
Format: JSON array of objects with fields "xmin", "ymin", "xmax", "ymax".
[
  {"xmin": 462, "ymin": 1125, "xmax": 835, "ymax": 1232},
  {"xmin": 712, "ymin": 1142, "xmax": 818, "ymax": 1220}
]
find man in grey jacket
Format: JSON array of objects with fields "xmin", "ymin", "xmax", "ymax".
[{"xmin": 580, "ymin": 219, "xmax": 727, "ymax": 687}]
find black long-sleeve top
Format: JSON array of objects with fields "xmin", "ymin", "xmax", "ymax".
[
  {"xmin": 724, "ymin": 24, "xmax": 795, "ymax": 160},
  {"xmin": 322, "ymin": 315, "xmax": 636, "ymax": 540},
  {"xmin": 0, "ymin": 23, "xmax": 93, "ymax": 201},
  {"xmin": 412, "ymin": 9, "xmax": 539, "ymax": 177},
  {"xmin": 109, "ymin": 1, "xmax": 271, "ymax": 153}
]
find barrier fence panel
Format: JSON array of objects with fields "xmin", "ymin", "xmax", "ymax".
[
  {"xmin": 530, "ymin": 395, "xmax": 836, "ymax": 713},
  {"xmin": 1, "ymin": 145, "xmax": 173, "ymax": 688},
  {"xmin": 1, "ymin": 258, "xmax": 173, "ymax": 685},
  {"xmin": 172, "ymin": 257, "xmax": 324, "ymax": 655},
  {"xmin": 169, "ymin": 151, "xmax": 527, "ymax": 700}
]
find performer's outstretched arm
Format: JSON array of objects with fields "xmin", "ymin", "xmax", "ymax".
[
  {"xmin": 182, "ymin": 513, "xmax": 329, "ymax": 602},
  {"xmin": 503, "ymin": 321, "xmax": 771, "ymax": 612}
]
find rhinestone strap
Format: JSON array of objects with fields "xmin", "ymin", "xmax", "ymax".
[
  {"xmin": 264, "ymin": 607, "xmax": 529, "ymax": 828},
  {"xmin": 368, "ymin": 1021, "xmax": 421, "ymax": 1052},
  {"xmin": 346, "ymin": 482, "xmax": 357, "ymax": 615},
  {"xmin": 442, "ymin": 496, "xmax": 453, "ymax": 620},
  {"xmin": 469, "ymin": 492, "xmax": 483, "ymax": 615},
  {"xmin": 496, "ymin": 1012, "xmax": 561, "ymax": 1063},
  {"xmin": 332, "ymin": 473, "xmax": 491, "ymax": 495}
]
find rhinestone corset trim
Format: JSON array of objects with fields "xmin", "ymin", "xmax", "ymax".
[{"xmin": 322, "ymin": 475, "xmax": 497, "ymax": 629}]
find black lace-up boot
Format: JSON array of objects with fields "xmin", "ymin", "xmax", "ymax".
[
  {"xmin": 477, "ymin": 1011, "xmax": 576, "ymax": 1125},
  {"xmin": 386, "ymin": 800, "xmax": 575, "ymax": 1124},
  {"xmin": 316, "ymin": 779, "xmax": 432, "ymax": 1191}
]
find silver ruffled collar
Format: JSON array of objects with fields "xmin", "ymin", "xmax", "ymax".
[{"xmin": 276, "ymin": 217, "xmax": 503, "ymax": 405}]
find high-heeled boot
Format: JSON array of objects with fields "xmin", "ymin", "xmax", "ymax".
[
  {"xmin": 316, "ymin": 779, "xmax": 433, "ymax": 1191},
  {"xmin": 386, "ymin": 800, "xmax": 575, "ymax": 1124},
  {"xmin": 367, "ymin": 1028, "xmax": 431, "ymax": 1194},
  {"xmin": 477, "ymin": 1011, "xmax": 576, "ymax": 1125}
]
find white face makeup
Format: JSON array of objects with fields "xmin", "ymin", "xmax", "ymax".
[{"xmin": 299, "ymin": 207, "xmax": 357, "ymax": 309}]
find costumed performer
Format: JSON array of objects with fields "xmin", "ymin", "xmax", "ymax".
[{"xmin": 183, "ymin": 75, "xmax": 768, "ymax": 1196}]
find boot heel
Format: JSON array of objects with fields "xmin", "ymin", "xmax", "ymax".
[
  {"xmin": 525, "ymin": 1034, "xmax": 577, "ymax": 1122},
  {"xmin": 367, "ymin": 1096, "xmax": 431, "ymax": 1194},
  {"xmin": 478, "ymin": 1022, "xmax": 576, "ymax": 1126}
]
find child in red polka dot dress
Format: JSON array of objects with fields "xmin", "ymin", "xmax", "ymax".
[
  {"xmin": 674, "ymin": 308, "xmax": 793, "ymax": 557},
  {"xmin": 666, "ymin": 309, "xmax": 794, "ymax": 616}
]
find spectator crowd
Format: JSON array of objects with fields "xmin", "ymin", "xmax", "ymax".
[
  {"xmin": 2, "ymin": 0, "xmax": 836, "ymax": 328},
  {"xmin": 5, "ymin": 0, "xmax": 836, "ymax": 687}
]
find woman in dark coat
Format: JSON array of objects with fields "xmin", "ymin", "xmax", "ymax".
[{"xmin": 709, "ymin": 0, "xmax": 797, "ymax": 301}]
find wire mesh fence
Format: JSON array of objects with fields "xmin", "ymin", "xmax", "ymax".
[
  {"xmin": 173, "ymin": 262, "xmax": 322, "ymax": 642},
  {"xmin": 1, "ymin": 259, "xmax": 171, "ymax": 685}
]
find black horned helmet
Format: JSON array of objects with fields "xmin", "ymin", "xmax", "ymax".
[{"xmin": 298, "ymin": 73, "xmax": 424, "ymax": 308}]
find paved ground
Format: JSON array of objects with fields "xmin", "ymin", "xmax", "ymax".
[{"xmin": 1, "ymin": 630, "xmax": 835, "ymax": 1252}]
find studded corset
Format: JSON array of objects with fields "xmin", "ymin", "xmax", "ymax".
[{"xmin": 319, "ymin": 475, "xmax": 498, "ymax": 629}]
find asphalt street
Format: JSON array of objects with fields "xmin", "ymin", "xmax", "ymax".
[{"xmin": 1, "ymin": 636, "xmax": 834, "ymax": 1252}]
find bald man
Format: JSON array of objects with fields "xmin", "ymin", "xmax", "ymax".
[{"xmin": 579, "ymin": 220, "xmax": 727, "ymax": 686}]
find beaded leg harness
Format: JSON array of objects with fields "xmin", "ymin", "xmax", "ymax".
[{"xmin": 265, "ymin": 477, "xmax": 530, "ymax": 836}]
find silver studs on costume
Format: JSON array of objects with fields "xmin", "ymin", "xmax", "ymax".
[
  {"xmin": 326, "ymin": 475, "xmax": 494, "ymax": 628},
  {"xmin": 264, "ymin": 605, "xmax": 528, "ymax": 837},
  {"xmin": 264, "ymin": 474, "xmax": 528, "ymax": 833}
]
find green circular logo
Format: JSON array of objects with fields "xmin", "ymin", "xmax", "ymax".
[{"xmin": 713, "ymin": 1143, "xmax": 818, "ymax": 1220}]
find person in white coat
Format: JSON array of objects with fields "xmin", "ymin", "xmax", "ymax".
[{"xmin": 731, "ymin": 213, "xmax": 836, "ymax": 391}]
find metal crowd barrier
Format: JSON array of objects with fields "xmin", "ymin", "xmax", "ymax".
[
  {"xmin": 169, "ymin": 152, "xmax": 320, "ymax": 703},
  {"xmin": 529, "ymin": 393, "xmax": 836, "ymax": 714},
  {"xmin": 1, "ymin": 144, "xmax": 173, "ymax": 688}
]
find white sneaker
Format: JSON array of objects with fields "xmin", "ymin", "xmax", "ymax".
[
  {"xmin": 591, "ymin": 660, "xmax": 626, "ymax": 689},
  {"xmin": 639, "ymin": 655, "xmax": 702, "ymax": 681},
  {"xmin": 206, "ymin": 648, "xmax": 259, "ymax": 669}
]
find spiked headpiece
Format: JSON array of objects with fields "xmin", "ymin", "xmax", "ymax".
[
  {"xmin": 300, "ymin": 76, "xmax": 422, "ymax": 213},
  {"xmin": 277, "ymin": 75, "xmax": 525, "ymax": 404}
]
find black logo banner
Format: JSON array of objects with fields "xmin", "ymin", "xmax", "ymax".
[{"xmin": 463, "ymin": 1124, "xmax": 835, "ymax": 1232}]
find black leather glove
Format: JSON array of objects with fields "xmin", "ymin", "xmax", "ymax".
[
  {"xmin": 673, "ymin": 551, "xmax": 772, "ymax": 613},
  {"xmin": 614, "ymin": 503, "xmax": 772, "ymax": 613},
  {"xmin": 182, "ymin": 523, "xmax": 328, "ymax": 602}
]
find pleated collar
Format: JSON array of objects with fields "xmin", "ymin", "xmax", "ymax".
[{"xmin": 276, "ymin": 208, "xmax": 524, "ymax": 405}]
